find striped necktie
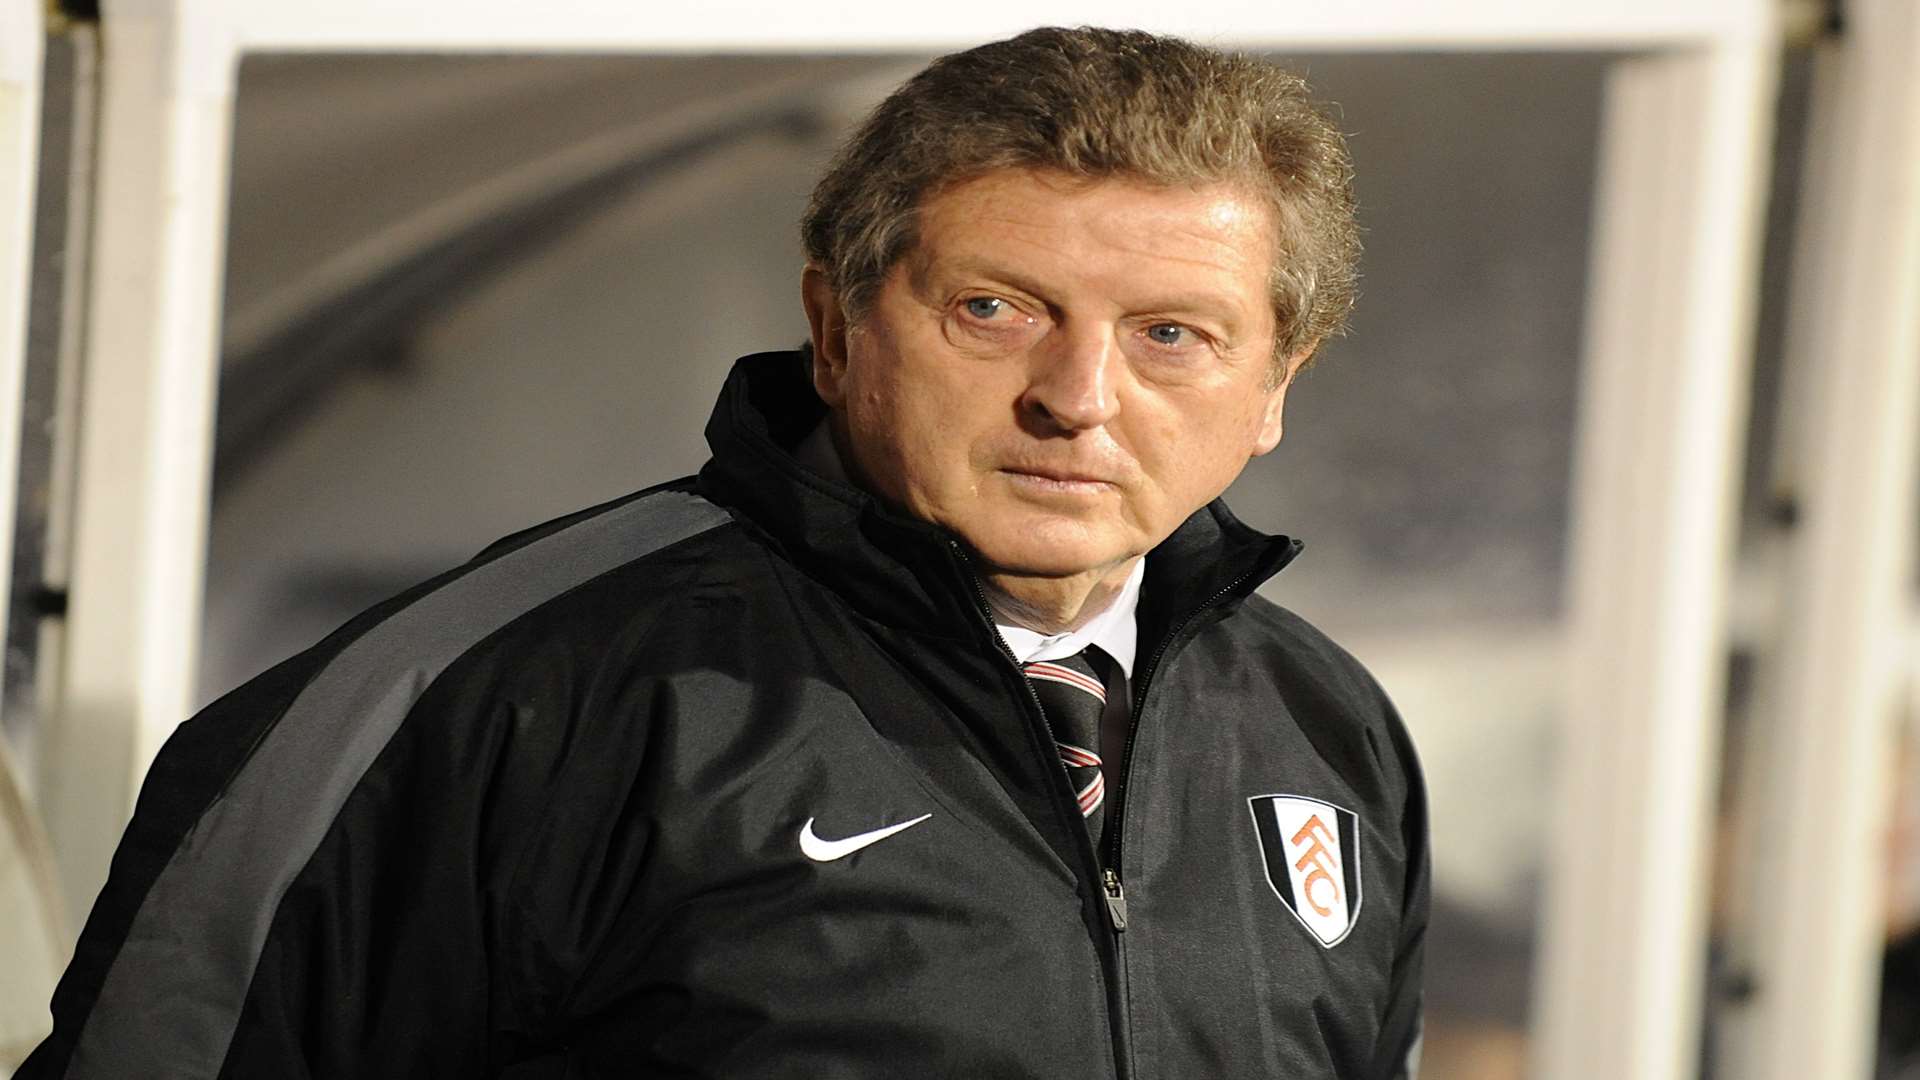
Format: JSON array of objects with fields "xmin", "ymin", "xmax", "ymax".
[{"xmin": 1022, "ymin": 649, "xmax": 1110, "ymax": 848}]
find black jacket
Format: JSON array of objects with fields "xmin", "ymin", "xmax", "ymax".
[{"xmin": 25, "ymin": 351, "xmax": 1428, "ymax": 1079}]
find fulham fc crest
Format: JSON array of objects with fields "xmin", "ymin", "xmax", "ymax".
[{"xmin": 1248, "ymin": 794, "xmax": 1362, "ymax": 948}]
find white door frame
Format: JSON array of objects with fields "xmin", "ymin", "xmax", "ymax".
[
  {"xmin": 1719, "ymin": 4, "xmax": 1920, "ymax": 1078},
  {"xmin": 1532, "ymin": 38, "xmax": 1778, "ymax": 1080},
  {"xmin": 0, "ymin": 0, "xmax": 41, "ymax": 717},
  {"xmin": 48, "ymin": 6, "xmax": 1786, "ymax": 1080}
]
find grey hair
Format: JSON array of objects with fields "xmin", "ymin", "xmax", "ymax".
[{"xmin": 800, "ymin": 26, "xmax": 1360, "ymax": 370}]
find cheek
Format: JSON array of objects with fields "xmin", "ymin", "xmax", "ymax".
[
  {"xmin": 840, "ymin": 355, "xmax": 970, "ymax": 478},
  {"xmin": 840, "ymin": 341, "xmax": 908, "ymax": 428},
  {"xmin": 1136, "ymin": 400, "xmax": 1263, "ymax": 496},
  {"xmin": 849, "ymin": 370, "xmax": 938, "ymax": 448},
  {"xmin": 875, "ymin": 358, "xmax": 985, "ymax": 439}
]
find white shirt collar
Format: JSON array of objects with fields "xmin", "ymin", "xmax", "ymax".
[
  {"xmin": 994, "ymin": 559, "xmax": 1142, "ymax": 678},
  {"xmin": 794, "ymin": 421, "xmax": 1141, "ymax": 678}
]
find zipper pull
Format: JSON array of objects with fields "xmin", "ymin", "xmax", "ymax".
[{"xmin": 1103, "ymin": 868, "xmax": 1128, "ymax": 932}]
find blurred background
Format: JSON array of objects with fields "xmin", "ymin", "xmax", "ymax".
[{"xmin": 2, "ymin": 2, "xmax": 1917, "ymax": 1078}]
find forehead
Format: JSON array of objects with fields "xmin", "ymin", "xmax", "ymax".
[{"xmin": 906, "ymin": 169, "xmax": 1274, "ymax": 304}]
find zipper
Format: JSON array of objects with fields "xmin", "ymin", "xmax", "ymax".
[
  {"xmin": 1102, "ymin": 868, "xmax": 1128, "ymax": 930},
  {"xmin": 946, "ymin": 539, "xmax": 1266, "ymax": 1077},
  {"xmin": 946, "ymin": 540, "xmax": 1133, "ymax": 1078}
]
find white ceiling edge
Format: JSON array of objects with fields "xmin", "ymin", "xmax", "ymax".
[{"xmin": 124, "ymin": 0, "xmax": 1776, "ymax": 55}]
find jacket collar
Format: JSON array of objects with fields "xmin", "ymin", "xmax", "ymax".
[{"xmin": 697, "ymin": 350, "xmax": 1301, "ymax": 648}]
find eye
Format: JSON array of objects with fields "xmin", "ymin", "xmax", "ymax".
[
  {"xmin": 946, "ymin": 293, "xmax": 1044, "ymax": 349},
  {"xmin": 1146, "ymin": 323, "xmax": 1190, "ymax": 347}
]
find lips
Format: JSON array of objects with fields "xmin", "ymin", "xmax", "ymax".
[{"xmin": 1002, "ymin": 465, "xmax": 1115, "ymax": 485}]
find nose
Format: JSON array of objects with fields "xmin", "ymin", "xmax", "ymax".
[{"xmin": 1022, "ymin": 323, "xmax": 1120, "ymax": 432}]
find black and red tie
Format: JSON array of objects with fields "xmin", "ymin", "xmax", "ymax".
[{"xmin": 1022, "ymin": 650, "xmax": 1110, "ymax": 847}]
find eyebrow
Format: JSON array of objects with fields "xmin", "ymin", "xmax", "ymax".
[
  {"xmin": 920, "ymin": 257, "xmax": 1253, "ymax": 335},
  {"xmin": 911, "ymin": 256, "xmax": 1053, "ymax": 305}
]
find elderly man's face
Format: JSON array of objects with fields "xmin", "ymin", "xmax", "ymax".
[{"xmin": 807, "ymin": 168, "xmax": 1297, "ymax": 588}]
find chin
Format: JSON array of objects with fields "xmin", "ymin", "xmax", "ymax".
[{"xmin": 956, "ymin": 523, "xmax": 1132, "ymax": 580}]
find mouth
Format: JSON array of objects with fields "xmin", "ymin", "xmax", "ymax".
[{"xmin": 1000, "ymin": 466, "xmax": 1119, "ymax": 494}]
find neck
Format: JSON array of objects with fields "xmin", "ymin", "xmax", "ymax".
[{"xmin": 984, "ymin": 559, "xmax": 1138, "ymax": 634}]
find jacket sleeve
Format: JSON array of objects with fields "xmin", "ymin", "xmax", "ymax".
[
  {"xmin": 1368, "ymin": 899, "xmax": 1427, "ymax": 1080},
  {"xmin": 18, "ymin": 607, "xmax": 525, "ymax": 1078},
  {"xmin": 1368, "ymin": 700, "xmax": 1431, "ymax": 1080},
  {"xmin": 21, "ymin": 486, "xmax": 722, "ymax": 1078}
]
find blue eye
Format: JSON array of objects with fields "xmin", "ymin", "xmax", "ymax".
[
  {"xmin": 1147, "ymin": 324, "xmax": 1187, "ymax": 346},
  {"xmin": 964, "ymin": 297, "xmax": 1005, "ymax": 319}
]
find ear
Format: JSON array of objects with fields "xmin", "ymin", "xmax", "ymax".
[
  {"xmin": 802, "ymin": 266, "xmax": 851, "ymax": 406},
  {"xmin": 1250, "ymin": 349, "xmax": 1311, "ymax": 456}
]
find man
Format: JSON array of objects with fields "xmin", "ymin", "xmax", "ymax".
[{"xmin": 26, "ymin": 26, "xmax": 1426, "ymax": 1079}]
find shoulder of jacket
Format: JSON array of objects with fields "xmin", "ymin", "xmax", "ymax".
[
  {"xmin": 421, "ymin": 479, "xmax": 757, "ymax": 660},
  {"xmin": 1231, "ymin": 595, "xmax": 1420, "ymax": 764},
  {"xmin": 233, "ymin": 480, "xmax": 747, "ymax": 730},
  {"xmin": 465, "ymin": 477, "xmax": 738, "ymax": 569},
  {"xmin": 1234, "ymin": 595, "xmax": 1380, "ymax": 690}
]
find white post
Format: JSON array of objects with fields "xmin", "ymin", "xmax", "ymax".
[
  {"xmin": 1533, "ymin": 35, "xmax": 1778, "ymax": 1080},
  {"xmin": 0, "ymin": 0, "xmax": 43, "ymax": 717},
  {"xmin": 1726, "ymin": 4, "xmax": 1920, "ymax": 1077},
  {"xmin": 39, "ymin": 1, "xmax": 239, "ymax": 929}
]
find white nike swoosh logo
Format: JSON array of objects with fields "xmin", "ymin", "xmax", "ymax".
[{"xmin": 799, "ymin": 813, "xmax": 932, "ymax": 862}]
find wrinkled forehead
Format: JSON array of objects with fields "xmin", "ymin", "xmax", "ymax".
[{"xmin": 900, "ymin": 166, "xmax": 1278, "ymax": 274}]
